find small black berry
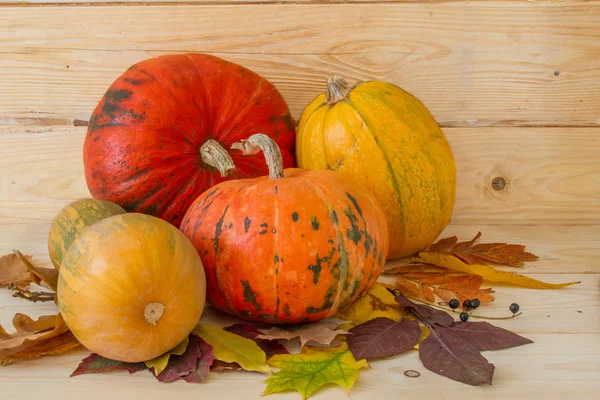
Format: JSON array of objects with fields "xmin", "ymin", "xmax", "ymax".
[
  {"xmin": 460, "ymin": 312, "xmax": 469, "ymax": 322},
  {"xmin": 449, "ymin": 298, "xmax": 460, "ymax": 309},
  {"xmin": 510, "ymin": 303, "xmax": 520, "ymax": 314},
  {"xmin": 471, "ymin": 298, "xmax": 481, "ymax": 309},
  {"xmin": 463, "ymin": 299, "xmax": 472, "ymax": 309}
]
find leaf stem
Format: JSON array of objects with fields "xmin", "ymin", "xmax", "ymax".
[
  {"xmin": 8, "ymin": 283, "xmax": 56, "ymax": 303},
  {"xmin": 405, "ymin": 295, "xmax": 522, "ymax": 320}
]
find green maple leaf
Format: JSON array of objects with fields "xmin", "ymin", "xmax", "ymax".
[{"xmin": 263, "ymin": 344, "xmax": 369, "ymax": 399}]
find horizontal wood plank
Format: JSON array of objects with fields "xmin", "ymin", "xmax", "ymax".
[
  {"xmin": 0, "ymin": 2, "xmax": 598, "ymax": 126},
  {"xmin": 0, "ymin": 273, "xmax": 598, "ymax": 398},
  {"xmin": 1, "ymin": 126, "xmax": 598, "ymax": 226},
  {"xmin": 0, "ymin": 126, "xmax": 598, "ymax": 273}
]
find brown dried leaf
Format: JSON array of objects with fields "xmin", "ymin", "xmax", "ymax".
[
  {"xmin": 0, "ymin": 253, "xmax": 32, "ymax": 287},
  {"xmin": 0, "ymin": 313, "xmax": 69, "ymax": 350},
  {"xmin": 1, "ymin": 331, "xmax": 80, "ymax": 365},
  {"xmin": 384, "ymin": 264, "xmax": 447, "ymax": 275},
  {"xmin": 15, "ymin": 250, "xmax": 58, "ymax": 291},
  {"xmin": 470, "ymin": 243, "xmax": 507, "ymax": 253},
  {"xmin": 451, "ymin": 232, "xmax": 482, "ymax": 252},
  {"xmin": 453, "ymin": 251, "xmax": 489, "ymax": 265},
  {"xmin": 414, "ymin": 252, "xmax": 579, "ymax": 290},
  {"xmin": 429, "ymin": 236, "xmax": 458, "ymax": 252},
  {"xmin": 257, "ymin": 321, "xmax": 349, "ymax": 348}
]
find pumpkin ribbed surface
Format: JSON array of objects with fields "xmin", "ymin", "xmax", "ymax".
[
  {"xmin": 48, "ymin": 198, "xmax": 126, "ymax": 270},
  {"xmin": 57, "ymin": 213, "xmax": 206, "ymax": 363},
  {"xmin": 180, "ymin": 167, "xmax": 389, "ymax": 325},
  {"xmin": 83, "ymin": 53, "xmax": 296, "ymax": 227},
  {"xmin": 296, "ymin": 78, "xmax": 456, "ymax": 259}
]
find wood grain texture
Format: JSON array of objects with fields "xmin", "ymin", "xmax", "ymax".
[
  {"xmin": 0, "ymin": 2, "xmax": 598, "ymax": 126},
  {"xmin": 0, "ymin": 275, "xmax": 598, "ymax": 399},
  {"xmin": 2, "ymin": 126, "xmax": 598, "ymax": 225},
  {"xmin": 1, "ymin": 126, "xmax": 598, "ymax": 273}
]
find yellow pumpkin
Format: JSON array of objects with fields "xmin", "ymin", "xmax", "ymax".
[
  {"xmin": 57, "ymin": 213, "xmax": 207, "ymax": 362},
  {"xmin": 296, "ymin": 76, "xmax": 456, "ymax": 259},
  {"xmin": 48, "ymin": 198, "xmax": 126, "ymax": 271}
]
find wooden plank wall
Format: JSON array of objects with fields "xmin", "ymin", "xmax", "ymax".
[
  {"xmin": 0, "ymin": 1, "xmax": 599, "ymax": 398},
  {"xmin": 1, "ymin": 1, "xmax": 598, "ymax": 268}
]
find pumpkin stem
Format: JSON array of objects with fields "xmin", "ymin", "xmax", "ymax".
[
  {"xmin": 326, "ymin": 76, "xmax": 352, "ymax": 105},
  {"xmin": 231, "ymin": 134, "xmax": 284, "ymax": 180},
  {"xmin": 200, "ymin": 139, "xmax": 236, "ymax": 177},
  {"xmin": 144, "ymin": 302, "xmax": 165, "ymax": 326}
]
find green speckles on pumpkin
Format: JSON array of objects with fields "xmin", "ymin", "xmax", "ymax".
[
  {"xmin": 274, "ymin": 254, "xmax": 280, "ymax": 264},
  {"xmin": 344, "ymin": 209, "xmax": 362, "ymax": 244},
  {"xmin": 213, "ymin": 204, "xmax": 230, "ymax": 253},
  {"xmin": 292, "ymin": 212, "xmax": 299, "ymax": 222},
  {"xmin": 311, "ymin": 216, "xmax": 320, "ymax": 231},
  {"xmin": 306, "ymin": 287, "xmax": 335, "ymax": 314},
  {"xmin": 308, "ymin": 260, "xmax": 323, "ymax": 285},
  {"xmin": 283, "ymin": 303, "xmax": 291, "ymax": 317},
  {"xmin": 244, "ymin": 216, "xmax": 251, "ymax": 233},
  {"xmin": 259, "ymin": 223, "xmax": 268, "ymax": 235},
  {"xmin": 241, "ymin": 280, "xmax": 261, "ymax": 312}
]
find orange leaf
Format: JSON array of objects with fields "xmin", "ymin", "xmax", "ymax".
[
  {"xmin": 395, "ymin": 277, "xmax": 421, "ymax": 298},
  {"xmin": 401, "ymin": 272, "xmax": 446, "ymax": 280},
  {"xmin": 470, "ymin": 243, "xmax": 507, "ymax": 253},
  {"xmin": 413, "ymin": 252, "xmax": 580, "ymax": 290},
  {"xmin": 429, "ymin": 236, "xmax": 458, "ymax": 252},
  {"xmin": 453, "ymin": 251, "xmax": 488, "ymax": 265},
  {"xmin": 0, "ymin": 253, "xmax": 32, "ymax": 287},
  {"xmin": 0, "ymin": 331, "xmax": 80, "ymax": 366},
  {"xmin": 445, "ymin": 275, "xmax": 484, "ymax": 291},
  {"xmin": 451, "ymin": 232, "xmax": 482, "ymax": 252},
  {"xmin": 433, "ymin": 287, "xmax": 458, "ymax": 304},
  {"xmin": 421, "ymin": 286, "xmax": 435, "ymax": 303},
  {"xmin": 384, "ymin": 264, "xmax": 446, "ymax": 275}
]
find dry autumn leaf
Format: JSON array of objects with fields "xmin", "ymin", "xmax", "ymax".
[
  {"xmin": 258, "ymin": 321, "xmax": 348, "ymax": 349},
  {"xmin": 0, "ymin": 252, "xmax": 32, "ymax": 287},
  {"xmin": 194, "ymin": 323, "xmax": 271, "ymax": 374},
  {"xmin": 414, "ymin": 252, "xmax": 580, "ymax": 290},
  {"xmin": 0, "ymin": 312, "xmax": 69, "ymax": 350},
  {"xmin": 429, "ymin": 232, "xmax": 540, "ymax": 268},
  {"xmin": 1, "ymin": 331, "xmax": 80, "ymax": 366},
  {"xmin": 346, "ymin": 317, "xmax": 421, "ymax": 360},
  {"xmin": 264, "ymin": 343, "xmax": 369, "ymax": 399},
  {"xmin": 336, "ymin": 282, "xmax": 403, "ymax": 323},
  {"xmin": 14, "ymin": 250, "xmax": 58, "ymax": 291},
  {"xmin": 144, "ymin": 336, "xmax": 189, "ymax": 376}
]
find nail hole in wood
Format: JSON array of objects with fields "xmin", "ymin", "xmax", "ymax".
[
  {"xmin": 492, "ymin": 177, "xmax": 506, "ymax": 191},
  {"xmin": 554, "ymin": 71, "xmax": 560, "ymax": 76}
]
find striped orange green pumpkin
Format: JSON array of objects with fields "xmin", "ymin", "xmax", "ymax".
[
  {"xmin": 296, "ymin": 76, "xmax": 456, "ymax": 259},
  {"xmin": 48, "ymin": 198, "xmax": 126, "ymax": 270},
  {"xmin": 180, "ymin": 134, "xmax": 389, "ymax": 324}
]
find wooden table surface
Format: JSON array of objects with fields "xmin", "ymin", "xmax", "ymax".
[{"xmin": 1, "ymin": 0, "xmax": 599, "ymax": 399}]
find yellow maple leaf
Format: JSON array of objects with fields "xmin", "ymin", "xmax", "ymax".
[
  {"xmin": 144, "ymin": 336, "xmax": 189, "ymax": 376},
  {"xmin": 414, "ymin": 252, "xmax": 580, "ymax": 290},
  {"xmin": 264, "ymin": 342, "xmax": 369, "ymax": 399},
  {"xmin": 336, "ymin": 282, "xmax": 402, "ymax": 323},
  {"xmin": 194, "ymin": 323, "xmax": 271, "ymax": 374}
]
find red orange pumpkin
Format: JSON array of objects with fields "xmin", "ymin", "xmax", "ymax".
[
  {"xmin": 83, "ymin": 53, "xmax": 296, "ymax": 227},
  {"xmin": 180, "ymin": 134, "xmax": 389, "ymax": 324}
]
